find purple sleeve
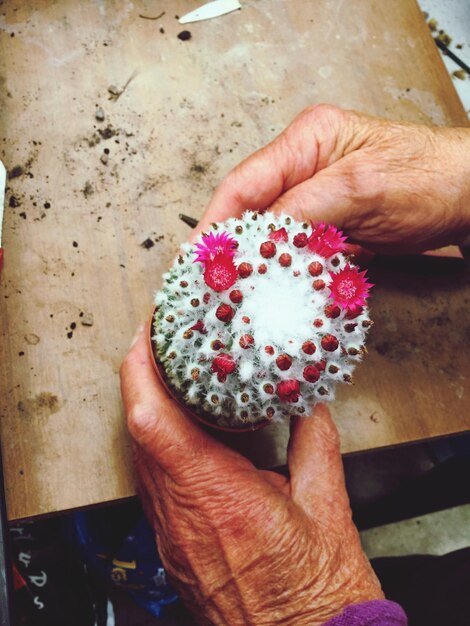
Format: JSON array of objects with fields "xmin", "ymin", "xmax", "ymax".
[{"xmin": 322, "ymin": 600, "xmax": 408, "ymax": 625}]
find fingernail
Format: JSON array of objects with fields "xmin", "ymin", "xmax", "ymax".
[{"xmin": 131, "ymin": 323, "xmax": 145, "ymax": 347}]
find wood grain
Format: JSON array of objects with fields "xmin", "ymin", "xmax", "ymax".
[{"xmin": 0, "ymin": 0, "xmax": 468, "ymax": 520}]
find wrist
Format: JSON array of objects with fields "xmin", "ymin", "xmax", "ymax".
[{"xmin": 437, "ymin": 127, "xmax": 470, "ymax": 245}]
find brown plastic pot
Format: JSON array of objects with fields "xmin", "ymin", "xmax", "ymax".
[{"xmin": 147, "ymin": 308, "xmax": 272, "ymax": 433}]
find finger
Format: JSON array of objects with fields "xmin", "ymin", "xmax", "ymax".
[
  {"xmin": 287, "ymin": 403, "xmax": 351, "ymax": 522},
  {"xmin": 120, "ymin": 324, "xmax": 222, "ymax": 475},
  {"xmin": 268, "ymin": 152, "xmax": 372, "ymax": 235},
  {"xmin": 193, "ymin": 104, "xmax": 355, "ymax": 239}
]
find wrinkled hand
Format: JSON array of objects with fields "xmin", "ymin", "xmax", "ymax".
[
  {"xmin": 120, "ymin": 327, "xmax": 383, "ymax": 626},
  {"xmin": 196, "ymin": 105, "xmax": 470, "ymax": 254}
]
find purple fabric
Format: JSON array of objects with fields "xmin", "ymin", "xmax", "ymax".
[{"xmin": 322, "ymin": 600, "xmax": 407, "ymax": 625}]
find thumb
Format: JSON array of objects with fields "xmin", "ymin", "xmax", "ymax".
[
  {"xmin": 269, "ymin": 152, "xmax": 370, "ymax": 236},
  {"xmin": 120, "ymin": 324, "xmax": 222, "ymax": 475},
  {"xmin": 287, "ymin": 403, "xmax": 352, "ymax": 523}
]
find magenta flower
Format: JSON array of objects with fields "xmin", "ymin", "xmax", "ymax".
[
  {"xmin": 204, "ymin": 254, "xmax": 238, "ymax": 292},
  {"xmin": 328, "ymin": 264, "xmax": 373, "ymax": 311},
  {"xmin": 307, "ymin": 223, "xmax": 347, "ymax": 258},
  {"xmin": 193, "ymin": 231, "xmax": 237, "ymax": 264}
]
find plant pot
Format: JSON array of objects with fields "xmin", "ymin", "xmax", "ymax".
[{"xmin": 147, "ymin": 308, "xmax": 272, "ymax": 433}]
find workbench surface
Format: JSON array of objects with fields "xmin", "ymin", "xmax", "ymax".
[{"xmin": 0, "ymin": 0, "xmax": 469, "ymax": 520}]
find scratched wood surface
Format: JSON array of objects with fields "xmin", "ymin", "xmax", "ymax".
[{"xmin": 0, "ymin": 0, "xmax": 469, "ymax": 520}]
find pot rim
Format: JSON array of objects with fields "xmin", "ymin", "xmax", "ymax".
[{"xmin": 147, "ymin": 307, "xmax": 272, "ymax": 433}]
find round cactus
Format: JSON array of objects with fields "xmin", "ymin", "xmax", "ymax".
[{"xmin": 152, "ymin": 211, "xmax": 373, "ymax": 430}]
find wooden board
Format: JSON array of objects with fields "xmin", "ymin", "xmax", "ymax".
[{"xmin": 0, "ymin": 0, "xmax": 469, "ymax": 521}]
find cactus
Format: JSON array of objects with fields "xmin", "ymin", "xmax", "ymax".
[{"xmin": 152, "ymin": 211, "xmax": 373, "ymax": 430}]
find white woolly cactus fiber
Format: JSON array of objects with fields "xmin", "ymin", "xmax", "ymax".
[{"xmin": 152, "ymin": 211, "xmax": 373, "ymax": 430}]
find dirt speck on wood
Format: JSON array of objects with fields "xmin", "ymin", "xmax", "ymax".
[
  {"xmin": 178, "ymin": 30, "xmax": 191, "ymax": 41},
  {"xmin": 8, "ymin": 165, "xmax": 24, "ymax": 179},
  {"xmin": 99, "ymin": 125, "xmax": 117, "ymax": 140},
  {"xmin": 95, "ymin": 107, "xmax": 105, "ymax": 121},
  {"xmin": 24, "ymin": 333, "xmax": 40, "ymax": 345},
  {"xmin": 82, "ymin": 181, "xmax": 94, "ymax": 198},
  {"xmin": 141, "ymin": 238, "xmax": 155, "ymax": 249},
  {"xmin": 81, "ymin": 313, "xmax": 94, "ymax": 326},
  {"xmin": 17, "ymin": 392, "xmax": 60, "ymax": 420}
]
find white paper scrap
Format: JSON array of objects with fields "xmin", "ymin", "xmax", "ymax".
[{"xmin": 179, "ymin": 0, "xmax": 241, "ymax": 24}]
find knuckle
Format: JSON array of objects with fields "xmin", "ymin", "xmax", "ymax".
[
  {"xmin": 301, "ymin": 103, "xmax": 346, "ymax": 126},
  {"xmin": 127, "ymin": 404, "xmax": 159, "ymax": 442}
]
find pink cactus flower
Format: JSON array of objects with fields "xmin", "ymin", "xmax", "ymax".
[
  {"xmin": 328, "ymin": 264, "xmax": 373, "ymax": 311},
  {"xmin": 203, "ymin": 254, "xmax": 238, "ymax": 292},
  {"xmin": 194, "ymin": 231, "xmax": 237, "ymax": 264},
  {"xmin": 307, "ymin": 223, "xmax": 347, "ymax": 257}
]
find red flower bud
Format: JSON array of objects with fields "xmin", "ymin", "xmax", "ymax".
[
  {"xmin": 263, "ymin": 383, "xmax": 274, "ymax": 394},
  {"xmin": 293, "ymin": 232, "xmax": 308, "ymax": 248},
  {"xmin": 242, "ymin": 316, "xmax": 250, "ymax": 324},
  {"xmin": 260, "ymin": 241, "xmax": 276, "ymax": 258},
  {"xmin": 325, "ymin": 304, "xmax": 341, "ymax": 319},
  {"xmin": 211, "ymin": 353, "xmax": 236, "ymax": 377},
  {"xmin": 258, "ymin": 263, "xmax": 267, "ymax": 274},
  {"xmin": 203, "ymin": 292, "xmax": 211, "ymax": 304},
  {"xmin": 321, "ymin": 334, "xmax": 339, "ymax": 351},
  {"xmin": 216, "ymin": 304, "xmax": 234, "ymax": 322},
  {"xmin": 238, "ymin": 262, "xmax": 253, "ymax": 278},
  {"xmin": 315, "ymin": 359, "xmax": 326, "ymax": 371},
  {"xmin": 303, "ymin": 365, "xmax": 320, "ymax": 383},
  {"xmin": 276, "ymin": 379, "xmax": 301, "ymax": 403},
  {"xmin": 211, "ymin": 339, "xmax": 225, "ymax": 350},
  {"xmin": 229, "ymin": 289, "xmax": 243, "ymax": 303},
  {"xmin": 302, "ymin": 340, "xmax": 316, "ymax": 355},
  {"xmin": 345, "ymin": 305, "xmax": 363, "ymax": 319},
  {"xmin": 190, "ymin": 319, "xmax": 207, "ymax": 334},
  {"xmin": 313, "ymin": 279, "xmax": 326, "ymax": 291},
  {"xmin": 308, "ymin": 261, "xmax": 323, "ymax": 277},
  {"xmin": 344, "ymin": 323, "xmax": 357, "ymax": 333},
  {"xmin": 239, "ymin": 334, "xmax": 254, "ymax": 349},
  {"xmin": 264, "ymin": 345, "xmax": 275, "ymax": 355},
  {"xmin": 269, "ymin": 227, "xmax": 289, "ymax": 242},
  {"xmin": 276, "ymin": 354, "xmax": 292, "ymax": 371},
  {"xmin": 279, "ymin": 253, "xmax": 292, "ymax": 267},
  {"xmin": 313, "ymin": 319, "xmax": 324, "ymax": 328}
]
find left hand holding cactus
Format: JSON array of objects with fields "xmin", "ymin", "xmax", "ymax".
[{"xmin": 120, "ymin": 328, "xmax": 384, "ymax": 626}]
